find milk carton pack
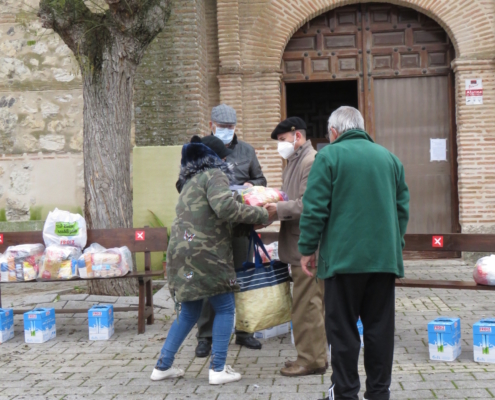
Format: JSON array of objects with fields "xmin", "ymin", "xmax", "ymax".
[
  {"xmin": 427, "ymin": 317, "xmax": 461, "ymax": 361},
  {"xmin": 357, "ymin": 318, "xmax": 364, "ymax": 348},
  {"xmin": 473, "ymin": 318, "xmax": 495, "ymax": 363},
  {"xmin": 0, "ymin": 308, "xmax": 14, "ymax": 343},
  {"xmin": 88, "ymin": 305, "xmax": 114, "ymax": 340},
  {"xmin": 24, "ymin": 308, "xmax": 56, "ymax": 343},
  {"xmin": 254, "ymin": 322, "xmax": 290, "ymax": 339}
]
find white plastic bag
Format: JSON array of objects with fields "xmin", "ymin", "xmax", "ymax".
[
  {"xmin": 43, "ymin": 208, "xmax": 87, "ymax": 249},
  {"xmin": 473, "ymin": 255, "xmax": 495, "ymax": 286},
  {"xmin": 4, "ymin": 244, "xmax": 45, "ymax": 281},
  {"xmin": 39, "ymin": 245, "xmax": 82, "ymax": 280},
  {"xmin": 78, "ymin": 245, "xmax": 132, "ymax": 279}
]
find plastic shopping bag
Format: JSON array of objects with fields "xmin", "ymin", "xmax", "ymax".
[
  {"xmin": 256, "ymin": 241, "xmax": 279, "ymax": 264},
  {"xmin": 43, "ymin": 208, "xmax": 87, "ymax": 249},
  {"xmin": 3, "ymin": 244, "xmax": 45, "ymax": 281},
  {"xmin": 473, "ymin": 255, "xmax": 495, "ymax": 286},
  {"xmin": 40, "ymin": 245, "xmax": 82, "ymax": 280},
  {"xmin": 78, "ymin": 245, "xmax": 132, "ymax": 278},
  {"xmin": 232, "ymin": 186, "xmax": 288, "ymax": 207},
  {"xmin": 235, "ymin": 231, "xmax": 292, "ymax": 333}
]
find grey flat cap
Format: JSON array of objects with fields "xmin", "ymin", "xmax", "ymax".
[{"xmin": 211, "ymin": 104, "xmax": 237, "ymax": 125}]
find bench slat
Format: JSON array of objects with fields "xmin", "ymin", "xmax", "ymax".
[
  {"xmin": 396, "ymin": 278, "xmax": 495, "ymax": 291},
  {"xmin": 0, "ymin": 227, "xmax": 168, "ymax": 253}
]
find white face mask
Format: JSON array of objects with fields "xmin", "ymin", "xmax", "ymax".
[
  {"xmin": 214, "ymin": 126, "xmax": 235, "ymax": 144},
  {"xmin": 277, "ymin": 134, "xmax": 297, "ymax": 159}
]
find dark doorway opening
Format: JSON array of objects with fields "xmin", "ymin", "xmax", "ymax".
[{"xmin": 285, "ymin": 80, "xmax": 358, "ymax": 149}]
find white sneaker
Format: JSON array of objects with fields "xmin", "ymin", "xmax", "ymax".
[
  {"xmin": 150, "ymin": 366, "xmax": 185, "ymax": 381},
  {"xmin": 209, "ymin": 365, "xmax": 242, "ymax": 385}
]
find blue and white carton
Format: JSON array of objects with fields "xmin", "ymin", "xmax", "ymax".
[
  {"xmin": 473, "ymin": 318, "xmax": 495, "ymax": 363},
  {"xmin": 0, "ymin": 308, "xmax": 14, "ymax": 343},
  {"xmin": 427, "ymin": 317, "xmax": 461, "ymax": 361},
  {"xmin": 254, "ymin": 322, "xmax": 290, "ymax": 339},
  {"xmin": 357, "ymin": 318, "xmax": 364, "ymax": 348},
  {"xmin": 24, "ymin": 308, "xmax": 56, "ymax": 343},
  {"xmin": 88, "ymin": 305, "xmax": 114, "ymax": 340}
]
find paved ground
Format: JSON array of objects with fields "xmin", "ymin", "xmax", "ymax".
[{"xmin": 1, "ymin": 260, "xmax": 495, "ymax": 400}]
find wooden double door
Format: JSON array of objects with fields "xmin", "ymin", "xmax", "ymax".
[{"xmin": 282, "ymin": 3, "xmax": 459, "ymax": 241}]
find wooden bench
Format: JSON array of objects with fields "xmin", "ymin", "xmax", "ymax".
[
  {"xmin": 0, "ymin": 227, "xmax": 167, "ymax": 334},
  {"xmin": 260, "ymin": 232, "xmax": 495, "ymax": 291}
]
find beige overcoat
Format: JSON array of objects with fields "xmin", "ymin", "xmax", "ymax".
[{"xmin": 276, "ymin": 140, "xmax": 317, "ymax": 266}]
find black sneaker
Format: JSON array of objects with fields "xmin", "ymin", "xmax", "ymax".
[
  {"xmin": 195, "ymin": 340, "xmax": 211, "ymax": 358},
  {"xmin": 235, "ymin": 336, "xmax": 262, "ymax": 349}
]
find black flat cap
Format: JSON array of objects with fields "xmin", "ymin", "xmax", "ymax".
[
  {"xmin": 201, "ymin": 135, "xmax": 233, "ymax": 159},
  {"xmin": 271, "ymin": 116, "xmax": 307, "ymax": 139}
]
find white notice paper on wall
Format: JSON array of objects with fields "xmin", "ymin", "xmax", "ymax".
[
  {"xmin": 430, "ymin": 139, "xmax": 447, "ymax": 161},
  {"xmin": 465, "ymin": 79, "xmax": 483, "ymax": 105}
]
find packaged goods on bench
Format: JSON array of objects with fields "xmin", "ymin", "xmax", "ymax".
[
  {"xmin": 428, "ymin": 317, "xmax": 461, "ymax": 361},
  {"xmin": 0, "ymin": 308, "xmax": 14, "ymax": 343},
  {"xmin": 39, "ymin": 245, "xmax": 81, "ymax": 280},
  {"xmin": 77, "ymin": 244, "xmax": 132, "ymax": 278},
  {"xmin": 24, "ymin": 308, "xmax": 56, "ymax": 343},
  {"xmin": 254, "ymin": 322, "xmax": 290, "ymax": 339},
  {"xmin": 231, "ymin": 186, "xmax": 288, "ymax": 207},
  {"xmin": 473, "ymin": 255, "xmax": 495, "ymax": 286},
  {"xmin": 43, "ymin": 208, "xmax": 87, "ymax": 249},
  {"xmin": 88, "ymin": 305, "xmax": 114, "ymax": 340},
  {"xmin": 2, "ymin": 244, "xmax": 45, "ymax": 282},
  {"xmin": 473, "ymin": 319, "xmax": 495, "ymax": 363}
]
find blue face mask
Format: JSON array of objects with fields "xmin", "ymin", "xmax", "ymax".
[{"xmin": 214, "ymin": 127, "xmax": 235, "ymax": 145}]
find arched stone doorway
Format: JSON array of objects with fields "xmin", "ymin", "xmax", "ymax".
[{"xmin": 282, "ymin": 3, "xmax": 459, "ymax": 247}]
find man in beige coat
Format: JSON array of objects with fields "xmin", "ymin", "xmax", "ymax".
[{"xmin": 265, "ymin": 116, "xmax": 327, "ymax": 377}]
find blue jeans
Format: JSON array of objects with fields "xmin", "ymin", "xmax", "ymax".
[{"xmin": 155, "ymin": 292, "xmax": 235, "ymax": 372}]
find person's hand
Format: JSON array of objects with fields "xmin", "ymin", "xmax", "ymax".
[
  {"xmin": 301, "ymin": 253, "xmax": 317, "ymax": 277},
  {"xmin": 244, "ymin": 182, "xmax": 254, "ymax": 187},
  {"xmin": 264, "ymin": 203, "xmax": 278, "ymax": 220}
]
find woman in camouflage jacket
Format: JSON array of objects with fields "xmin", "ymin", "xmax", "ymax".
[{"xmin": 151, "ymin": 136, "xmax": 269, "ymax": 385}]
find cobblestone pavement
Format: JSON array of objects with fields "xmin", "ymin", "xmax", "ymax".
[{"xmin": 1, "ymin": 260, "xmax": 495, "ymax": 399}]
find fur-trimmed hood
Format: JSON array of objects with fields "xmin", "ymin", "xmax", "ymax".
[{"xmin": 176, "ymin": 136, "xmax": 234, "ymax": 193}]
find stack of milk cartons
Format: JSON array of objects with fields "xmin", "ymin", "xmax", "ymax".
[
  {"xmin": 427, "ymin": 317, "xmax": 461, "ymax": 361},
  {"xmin": 24, "ymin": 308, "xmax": 56, "ymax": 343},
  {"xmin": 0, "ymin": 308, "xmax": 14, "ymax": 343},
  {"xmin": 473, "ymin": 318, "xmax": 495, "ymax": 363},
  {"xmin": 88, "ymin": 305, "xmax": 114, "ymax": 340}
]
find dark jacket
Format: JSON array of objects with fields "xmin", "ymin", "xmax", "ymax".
[
  {"xmin": 167, "ymin": 141, "xmax": 269, "ymax": 303},
  {"xmin": 226, "ymin": 135, "xmax": 267, "ymax": 187},
  {"xmin": 277, "ymin": 140, "xmax": 316, "ymax": 266},
  {"xmin": 298, "ymin": 129, "xmax": 410, "ymax": 279}
]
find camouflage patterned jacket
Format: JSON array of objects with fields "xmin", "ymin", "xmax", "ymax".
[{"xmin": 168, "ymin": 142, "xmax": 269, "ymax": 303}]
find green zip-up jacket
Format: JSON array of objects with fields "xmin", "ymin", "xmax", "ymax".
[{"xmin": 298, "ymin": 129, "xmax": 410, "ymax": 279}]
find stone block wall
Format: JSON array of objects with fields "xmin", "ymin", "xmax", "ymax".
[{"xmin": 0, "ymin": 0, "xmax": 84, "ymax": 221}]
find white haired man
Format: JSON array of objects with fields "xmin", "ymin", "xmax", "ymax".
[{"xmin": 298, "ymin": 106, "xmax": 410, "ymax": 400}]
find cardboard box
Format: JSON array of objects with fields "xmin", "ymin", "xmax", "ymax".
[
  {"xmin": 473, "ymin": 318, "xmax": 495, "ymax": 363},
  {"xmin": 254, "ymin": 322, "xmax": 290, "ymax": 339},
  {"xmin": 24, "ymin": 308, "xmax": 56, "ymax": 343},
  {"xmin": 427, "ymin": 317, "xmax": 461, "ymax": 361},
  {"xmin": 0, "ymin": 308, "xmax": 14, "ymax": 343},
  {"xmin": 88, "ymin": 305, "xmax": 114, "ymax": 340}
]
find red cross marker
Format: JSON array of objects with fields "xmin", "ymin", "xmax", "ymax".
[
  {"xmin": 432, "ymin": 236, "xmax": 443, "ymax": 248},
  {"xmin": 135, "ymin": 230, "xmax": 145, "ymax": 241},
  {"xmin": 0, "ymin": 234, "xmax": 3, "ymax": 244}
]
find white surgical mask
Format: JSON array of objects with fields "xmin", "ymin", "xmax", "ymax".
[
  {"xmin": 277, "ymin": 134, "xmax": 297, "ymax": 159},
  {"xmin": 214, "ymin": 126, "xmax": 235, "ymax": 144}
]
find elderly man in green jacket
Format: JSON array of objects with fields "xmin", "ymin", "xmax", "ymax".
[{"xmin": 298, "ymin": 106, "xmax": 409, "ymax": 400}]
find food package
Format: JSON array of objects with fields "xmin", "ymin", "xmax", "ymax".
[
  {"xmin": 0, "ymin": 254, "xmax": 8, "ymax": 282},
  {"xmin": 78, "ymin": 245, "xmax": 132, "ymax": 279},
  {"xmin": 3, "ymin": 244, "xmax": 45, "ymax": 282},
  {"xmin": 256, "ymin": 241, "xmax": 279, "ymax": 264},
  {"xmin": 39, "ymin": 245, "xmax": 82, "ymax": 280},
  {"xmin": 234, "ymin": 186, "xmax": 288, "ymax": 207},
  {"xmin": 473, "ymin": 255, "xmax": 495, "ymax": 286},
  {"xmin": 43, "ymin": 208, "xmax": 87, "ymax": 249}
]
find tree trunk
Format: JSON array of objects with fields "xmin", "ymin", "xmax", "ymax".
[{"xmin": 84, "ymin": 40, "xmax": 138, "ymax": 296}]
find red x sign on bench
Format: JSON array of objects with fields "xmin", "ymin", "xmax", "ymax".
[
  {"xmin": 135, "ymin": 230, "xmax": 145, "ymax": 241},
  {"xmin": 432, "ymin": 236, "xmax": 443, "ymax": 248}
]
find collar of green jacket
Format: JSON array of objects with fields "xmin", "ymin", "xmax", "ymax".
[{"xmin": 332, "ymin": 129, "xmax": 374, "ymax": 145}]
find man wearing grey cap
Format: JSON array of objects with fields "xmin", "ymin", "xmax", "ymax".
[{"xmin": 195, "ymin": 104, "xmax": 267, "ymax": 357}]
